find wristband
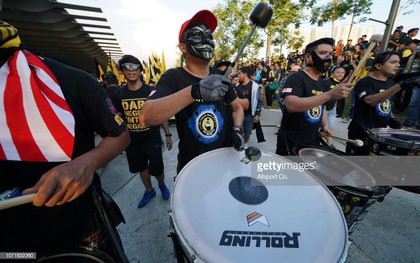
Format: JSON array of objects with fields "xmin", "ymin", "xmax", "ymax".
[
  {"xmin": 165, "ymin": 134, "xmax": 172, "ymax": 137},
  {"xmin": 233, "ymin": 125, "xmax": 243, "ymax": 134}
]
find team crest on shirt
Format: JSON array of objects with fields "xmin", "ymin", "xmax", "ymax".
[
  {"xmin": 305, "ymin": 105, "xmax": 323, "ymax": 123},
  {"xmin": 188, "ymin": 105, "xmax": 224, "ymax": 144},
  {"xmin": 376, "ymin": 98, "xmax": 391, "ymax": 117}
]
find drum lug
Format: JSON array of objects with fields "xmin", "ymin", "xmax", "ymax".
[
  {"xmin": 372, "ymin": 143, "xmax": 378, "ymax": 153},
  {"xmin": 88, "ymin": 241, "xmax": 99, "ymax": 249}
]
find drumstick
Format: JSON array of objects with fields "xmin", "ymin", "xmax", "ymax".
[
  {"xmin": 326, "ymin": 134, "xmax": 364, "ymax": 147},
  {"xmin": 0, "ymin": 193, "xmax": 36, "ymax": 211},
  {"xmin": 346, "ymin": 34, "xmax": 383, "ymax": 84}
]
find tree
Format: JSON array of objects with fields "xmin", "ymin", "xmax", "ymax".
[
  {"xmin": 344, "ymin": 0, "xmax": 373, "ymax": 41},
  {"xmin": 213, "ymin": 0, "xmax": 262, "ymax": 63},
  {"xmin": 213, "ymin": 0, "xmax": 313, "ymax": 65},
  {"xmin": 265, "ymin": 0, "xmax": 314, "ymax": 64},
  {"xmin": 309, "ymin": 0, "xmax": 349, "ymax": 37}
]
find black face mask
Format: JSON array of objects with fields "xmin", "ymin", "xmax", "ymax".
[
  {"xmin": 309, "ymin": 50, "xmax": 332, "ymax": 73},
  {"xmin": 184, "ymin": 24, "xmax": 215, "ymax": 61}
]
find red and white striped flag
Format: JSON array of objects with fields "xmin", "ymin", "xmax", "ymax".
[{"xmin": 0, "ymin": 50, "xmax": 75, "ymax": 162}]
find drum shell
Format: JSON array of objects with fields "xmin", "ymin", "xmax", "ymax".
[
  {"xmin": 367, "ymin": 128, "xmax": 420, "ymax": 156},
  {"xmin": 170, "ymin": 148, "xmax": 349, "ymax": 263},
  {"xmin": 37, "ymin": 246, "xmax": 115, "ymax": 263},
  {"xmin": 293, "ymin": 145, "xmax": 392, "ymax": 235}
]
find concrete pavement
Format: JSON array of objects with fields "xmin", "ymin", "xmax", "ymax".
[{"xmin": 99, "ymin": 109, "xmax": 420, "ymax": 263}]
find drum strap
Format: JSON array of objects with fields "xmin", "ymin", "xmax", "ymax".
[{"xmin": 92, "ymin": 188, "xmax": 129, "ymax": 263}]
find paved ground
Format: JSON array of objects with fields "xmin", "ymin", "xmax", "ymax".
[{"xmin": 99, "ymin": 109, "xmax": 419, "ymax": 263}]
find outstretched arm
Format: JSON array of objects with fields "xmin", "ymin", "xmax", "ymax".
[{"xmin": 23, "ymin": 129, "xmax": 130, "ymax": 207}]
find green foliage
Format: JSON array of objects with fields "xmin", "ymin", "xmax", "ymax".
[
  {"xmin": 344, "ymin": 0, "xmax": 373, "ymax": 23},
  {"xmin": 309, "ymin": 0, "xmax": 348, "ymax": 27},
  {"xmin": 213, "ymin": 0, "xmax": 312, "ymax": 62}
]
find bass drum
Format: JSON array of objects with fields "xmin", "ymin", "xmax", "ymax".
[
  {"xmin": 170, "ymin": 148, "xmax": 348, "ymax": 263},
  {"xmin": 294, "ymin": 145, "xmax": 392, "ymax": 235}
]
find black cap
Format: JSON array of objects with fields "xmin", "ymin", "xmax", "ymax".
[
  {"xmin": 214, "ymin": 59, "xmax": 231, "ymax": 69},
  {"xmin": 118, "ymin": 55, "xmax": 142, "ymax": 70}
]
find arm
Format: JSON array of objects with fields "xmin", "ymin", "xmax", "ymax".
[
  {"xmin": 321, "ymin": 105, "xmax": 332, "ymax": 135},
  {"xmin": 140, "ymin": 87, "xmax": 195, "ymax": 126},
  {"xmin": 285, "ymin": 83, "xmax": 351, "ymax": 113},
  {"xmin": 363, "ymin": 83, "xmax": 402, "ymax": 106},
  {"xmin": 238, "ymin": 98, "xmax": 250, "ymax": 110},
  {"xmin": 162, "ymin": 120, "xmax": 173, "ymax": 151},
  {"xmin": 230, "ymin": 98, "xmax": 244, "ymax": 128},
  {"xmin": 23, "ymin": 129, "xmax": 130, "ymax": 207}
]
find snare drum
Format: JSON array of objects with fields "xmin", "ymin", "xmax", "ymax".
[
  {"xmin": 170, "ymin": 148, "xmax": 348, "ymax": 263},
  {"xmin": 294, "ymin": 145, "xmax": 392, "ymax": 235},
  {"xmin": 37, "ymin": 246, "xmax": 115, "ymax": 263},
  {"xmin": 367, "ymin": 128, "xmax": 420, "ymax": 156}
]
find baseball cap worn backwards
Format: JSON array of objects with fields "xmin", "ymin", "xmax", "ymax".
[{"xmin": 178, "ymin": 9, "xmax": 218, "ymax": 43}]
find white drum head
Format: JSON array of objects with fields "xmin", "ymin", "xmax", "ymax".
[{"xmin": 171, "ymin": 148, "xmax": 348, "ymax": 263}]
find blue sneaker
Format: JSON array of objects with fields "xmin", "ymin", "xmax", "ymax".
[
  {"xmin": 137, "ymin": 189, "xmax": 156, "ymax": 208},
  {"xmin": 159, "ymin": 183, "xmax": 170, "ymax": 200}
]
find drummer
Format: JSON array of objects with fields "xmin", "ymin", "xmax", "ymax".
[
  {"xmin": 276, "ymin": 38, "xmax": 352, "ymax": 155},
  {"xmin": 0, "ymin": 20, "xmax": 130, "ymax": 257},
  {"xmin": 139, "ymin": 10, "xmax": 244, "ymax": 173},
  {"xmin": 346, "ymin": 51, "xmax": 420, "ymax": 155}
]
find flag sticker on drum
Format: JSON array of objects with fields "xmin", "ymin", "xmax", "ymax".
[{"xmin": 247, "ymin": 212, "xmax": 270, "ymax": 227}]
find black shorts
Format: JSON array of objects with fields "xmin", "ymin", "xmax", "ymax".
[{"xmin": 125, "ymin": 132, "xmax": 164, "ymax": 175}]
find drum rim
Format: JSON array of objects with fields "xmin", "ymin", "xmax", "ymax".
[
  {"xmin": 296, "ymin": 147, "xmax": 378, "ymax": 191},
  {"xmin": 367, "ymin": 128, "xmax": 420, "ymax": 150},
  {"xmin": 171, "ymin": 148, "xmax": 349, "ymax": 263}
]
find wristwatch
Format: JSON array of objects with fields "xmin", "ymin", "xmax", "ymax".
[{"xmin": 165, "ymin": 133, "xmax": 172, "ymax": 137}]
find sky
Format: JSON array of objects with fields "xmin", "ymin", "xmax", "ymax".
[{"xmin": 60, "ymin": 0, "xmax": 420, "ymax": 68}]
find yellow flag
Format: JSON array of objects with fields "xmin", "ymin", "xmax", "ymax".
[
  {"xmin": 142, "ymin": 60, "xmax": 150, "ymax": 85},
  {"xmin": 98, "ymin": 65, "xmax": 104, "ymax": 81},
  {"xmin": 161, "ymin": 50, "xmax": 166, "ymax": 73}
]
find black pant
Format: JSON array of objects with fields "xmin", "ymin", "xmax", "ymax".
[
  {"xmin": 265, "ymin": 86, "xmax": 275, "ymax": 107},
  {"xmin": 346, "ymin": 127, "xmax": 369, "ymax": 155},
  {"xmin": 336, "ymin": 98, "xmax": 345, "ymax": 117}
]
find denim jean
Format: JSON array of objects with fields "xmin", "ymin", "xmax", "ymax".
[
  {"xmin": 327, "ymin": 108, "xmax": 336, "ymax": 130},
  {"xmin": 403, "ymin": 87, "xmax": 420, "ymax": 128}
]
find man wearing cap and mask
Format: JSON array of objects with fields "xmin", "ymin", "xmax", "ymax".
[
  {"xmin": 275, "ymin": 38, "xmax": 352, "ymax": 155},
  {"xmin": 112, "ymin": 54, "xmax": 172, "ymax": 208},
  {"xmin": 140, "ymin": 9, "xmax": 244, "ymax": 173}
]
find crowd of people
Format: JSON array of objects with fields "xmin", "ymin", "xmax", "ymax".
[{"xmin": 1, "ymin": 1, "xmax": 419, "ymax": 261}]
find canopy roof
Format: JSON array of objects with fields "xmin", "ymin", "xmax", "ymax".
[{"xmin": 1, "ymin": 0, "xmax": 123, "ymax": 75}]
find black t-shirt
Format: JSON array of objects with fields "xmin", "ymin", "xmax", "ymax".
[
  {"xmin": 149, "ymin": 67, "xmax": 237, "ymax": 172},
  {"xmin": 0, "ymin": 57, "xmax": 126, "ymax": 252},
  {"xmin": 349, "ymin": 76, "xmax": 394, "ymax": 132},
  {"xmin": 324, "ymin": 77, "xmax": 340, "ymax": 111},
  {"xmin": 105, "ymin": 85, "xmax": 120, "ymax": 98},
  {"xmin": 235, "ymin": 81, "xmax": 253, "ymax": 116},
  {"xmin": 280, "ymin": 70, "xmax": 328, "ymax": 146},
  {"xmin": 341, "ymin": 60, "xmax": 354, "ymax": 79},
  {"xmin": 112, "ymin": 83, "xmax": 159, "ymax": 145}
]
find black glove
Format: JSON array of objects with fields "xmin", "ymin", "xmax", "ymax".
[
  {"xmin": 388, "ymin": 117, "xmax": 402, "ymax": 129},
  {"xmin": 399, "ymin": 76, "xmax": 420, "ymax": 89},
  {"xmin": 232, "ymin": 130, "xmax": 244, "ymax": 151},
  {"xmin": 191, "ymin": 74, "xmax": 231, "ymax": 101}
]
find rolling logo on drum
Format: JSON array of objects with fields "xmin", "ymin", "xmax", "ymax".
[
  {"xmin": 219, "ymin": 230, "xmax": 300, "ymax": 248},
  {"xmin": 219, "ymin": 212, "xmax": 300, "ymax": 248},
  {"xmin": 247, "ymin": 212, "xmax": 270, "ymax": 227}
]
